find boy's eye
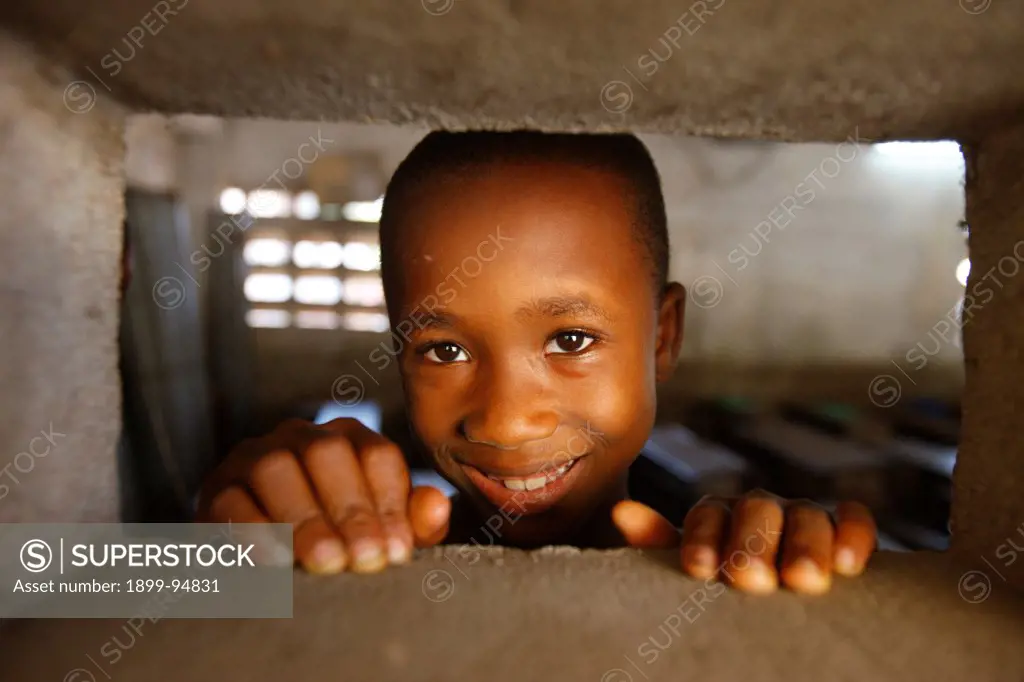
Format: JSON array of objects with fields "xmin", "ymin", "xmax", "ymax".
[
  {"xmin": 545, "ymin": 331, "xmax": 596, "ymax": 355},
  {"xmin": 424, "ymin": 342, "xmax": 469, "ymax": 364}
]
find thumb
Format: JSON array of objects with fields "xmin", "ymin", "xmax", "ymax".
[
  {"xmin": 611, "ymin": 500, "xmax": 681, "ymax": 549},
  {"xmin": 409, "ymin": 486, "xmax": 452, "ymax": 548}
]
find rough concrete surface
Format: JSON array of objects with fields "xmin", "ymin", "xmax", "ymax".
[
  {"xmin": 0, "ymin": 31, "xmax": 125, "ymax": 522},
  {"xmin": 3, "ymin": 547, "xmax": 1024, "ymax": 682},
  {"xmin": 953, "ymin": 132, "xmax": 1024, "ymax": 588},
  {"xmin": 3, "ymin": 0, "xmax": 1024, "ymax": 141},
  {"xmin": 3, "ymin": 4, "xmax": 1024, "ymax": 678}
]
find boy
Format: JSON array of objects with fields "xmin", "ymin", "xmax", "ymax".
[{"xmin": 197, "ymin": 131, "xmax": 876, "ymax": 595}]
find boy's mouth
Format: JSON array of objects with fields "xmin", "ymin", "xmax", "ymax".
[
  {"xmin": 457, "ymin": 456, "xmax": 588, "ymax": 515},
  {"xmin": 486, "ymin": 458, "xmax": 577, "ymax": 491}
]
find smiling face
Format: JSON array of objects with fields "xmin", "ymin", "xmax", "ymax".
[{"xmin": 385, "ymin": 158, "xmax": 684, "ymax": 546}]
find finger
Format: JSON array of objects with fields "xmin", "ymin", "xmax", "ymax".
[
  {"xmin": 206, "ymin": 486, "xmax": 295, "ymax": 567},
  {"xmin": 611, "ymin": 500, "xmax": 681, "ymax": 548},
  {"xmin": 779, "ymin": 504, "xmax": 834, "ymax": 595},
  {"xmin": 722, "ymin": 495, "xmax": 784, "ymax": 595},
  {"xmin": 833, "ymin": 501, "xmax": 877, "ymax": 576},
  {"xmin": 301, "ymin": 434, "xmax": 388, "ymax": 574},
  {"xmin": 346, "ymin": 430, "xmax": 415, "ymax": 565},
  {"xmin": 248, "ymin": 449, "xmax": 348, "ymax": 574},
  {"xmin": 196, "ymin": 439, "xmax": 263, "ymax": 516},
  {"xmin": 680, "ymin": 498, "xmax": 730, "ymax": 579},
  {"xmin": 207, "ymin": 484, "xmax": 270, "ymax": 524},
  {"xmin": 409, "ymin": 486, "xmax": 452, "ymax": 547}
]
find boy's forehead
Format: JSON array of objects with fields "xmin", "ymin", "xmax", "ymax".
[
  {"xmin": 397, "ymin": 160, "xmax": 635, "ymax": 256},
  {"xmin": 387, "ymin": 164, "xmax": 647, "ymax": 313}
]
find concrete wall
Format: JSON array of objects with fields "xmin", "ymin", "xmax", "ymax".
[
  {"xmin": 1, "ymin": 1, "xmax": 1024, "ymax": 679},
  {"xmin": 953, "ymin": 126, "xmax": 1024, "ymax": 588},
  {"xmin": 5, "ymin": 550, "xmax": 1024, "ymax": 682},
  {"xmin": 5, "ymin": 0, "xmax": 1024, "ymax": 141},
  {"xmin": 653, "ymin": 135, "xmax": 968, "ymax": 365},
  {"xmin": 0, "ymin": 31, "xmax": 125, "ymax": 522},
  {"xmin": 124, "ymin": 114, "xmax": 178, "ymax": 192}
]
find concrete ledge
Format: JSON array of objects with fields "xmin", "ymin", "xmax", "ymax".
[
  {"xmin": 4, "ymin": 547, "xmax": 1024, "ymax": 681},
  {"xmin": 4, "ymin": 0, "xmax": 1024, "ymax": 140}
]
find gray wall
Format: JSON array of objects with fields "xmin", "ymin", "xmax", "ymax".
[{"xmin": 0, "ymin": 33, "xmax": 124, "ymax": 522}]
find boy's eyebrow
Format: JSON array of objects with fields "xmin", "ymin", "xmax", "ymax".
[
  {"xmin": 401, "ymin": 297, "xmax": 613, "ymax": 330},
  {"xmin": 408, "ymin": 309, "xmax": 459, "ymax": 330},
  {"xmin": 517, "ymin": 296, "xmax": 613, "ymax": 323}
]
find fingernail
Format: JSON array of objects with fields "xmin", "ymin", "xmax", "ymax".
[
  {"xmin": 388, "ymin": 538, "xmax": 411, "ymax": 565},
  {"xmin": 835, "ymin": 548, "xmax": 857, "ymax": 575},
  {"xmin": 689, "ymin": 545, "xmax": 715, "ymax": 570},
  {"xmin": 262, "ymin": 539, "xmax": 297, "ymax": 567},
  {"xmin": 746, "ymin": 560, "xmax": 778, "ymax": 593},
  {"xmin": 351, "ymin": 542, "xmax": 387, "ymax": 573},
  {"xmin": 309, "ymin": 539, "xmax": 346, "ymax": 574},
  {"xmin": 791, "ymin": 557, "xmax": 822, "ymax": 579},
  {"xmin": 789, "ymin": 558, "xmax": 830, "ymax": 594}
]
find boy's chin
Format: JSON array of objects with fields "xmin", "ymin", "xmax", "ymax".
[{"xmin": 460, "ymin": 491, "xmax": 601, "ymax": 548}]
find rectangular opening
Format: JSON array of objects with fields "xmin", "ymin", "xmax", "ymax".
[{"xmin": 121, "ymin": 116, "xmax": 966, "ymax": 554}]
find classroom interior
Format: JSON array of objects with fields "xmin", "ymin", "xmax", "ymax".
[{"xmin": 121, "ymin": 115, "xmax": 968, "ymax": 552}]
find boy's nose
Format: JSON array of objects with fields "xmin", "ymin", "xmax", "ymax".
[{"xmin": 460, "ymin": 368, "xmax": 559, "ymax": 450}]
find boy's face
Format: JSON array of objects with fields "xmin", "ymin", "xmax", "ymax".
[{"xmin": 388, "ymin": 159, "xmax": 684, "ymax": 546}]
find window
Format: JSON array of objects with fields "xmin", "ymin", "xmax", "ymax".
[
  {"xmin": 294, "ymin": 309, "xmax": 340, "ymax": 329},
  {"xmin": 293, "ymin": 240, "xmax": 345, "ymax": 269},
  {"xmin": 956, "ymin": 258, "xmax": 970, "ymax": 287},
  {"xmin": 243, "ymin": 238, "xmax": 291, "ymax": 267},
  {"xmin": 294, "ymin": 275, "xmax": 344, "ymax": 305},
  {"xmin": 219, "ymin": 187, "xmax": 247, "ymax": 214},
  {"xmin": 242, "ymin": 232, "xmax": 387, "ymax": 331},
  {"xmin": 342, "ymin": 242, "xmax": 381, "ymax": 271},
  {"xmin": 341, "ymin": 311, "xmax": 390, "ymax": 333},
  {"xmin": 342, "ymin": 196, "xmax": 383, "ymax": 223},
  {"xmin": 342, "ymin": 275, "xmax": 385, "ymax": 307},
  {"xmin": 292, "ymin": 191, "xmax": 321, "ymax": 220},
  {"xmin": 244, "ymin": 273, "xmax": 293, "ymax": 303},
  {"xmin": 247, "ymin": 189, "xmax": 292, "ymax": 218},
  {"xmin": 245, "ymin": 308, "xmax": 291, "ymax": 328},
  {"xmin": 871, "ymin": 141, "xmax": 965, "ymax": 176}
]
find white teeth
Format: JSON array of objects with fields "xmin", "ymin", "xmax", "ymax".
[
  {"xmin": 494, "ymin": 460, "xmax": 576, "ymax": 491},
  {"xmin": 524, "ymin": 476, "xmax": 547, "ymax": 491}
]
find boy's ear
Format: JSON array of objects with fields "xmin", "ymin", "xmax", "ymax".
[{"xmin": 654, "ymin": 282, "xmax": 686, "ymax": 383}]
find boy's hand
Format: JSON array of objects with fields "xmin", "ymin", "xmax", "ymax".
[
  {"xmin": 611, "ymin": 492, "xmax": 876, "ymax": 595},
  {"xmin": 196, "ymin": 418, "xmax": 451, "ymax": 574}
]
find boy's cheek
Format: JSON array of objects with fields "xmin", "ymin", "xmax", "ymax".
[
  {"xmin": 404, "ymin": 387, "xmax": 454, "ymax": 439},
  {"xmin": 577, "ymin": 379, "xmax": 655, "ymax": 443}
]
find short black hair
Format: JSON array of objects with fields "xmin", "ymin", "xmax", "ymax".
[{"xmin": 379, "ymin": 131, "xmax": 669, "ymax": 300}]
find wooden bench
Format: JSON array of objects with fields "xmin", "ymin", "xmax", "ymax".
[
  {"xmin": 889, "ymin": 399, "xmax": 960, "ymax": 447},
  {"xmin": 781, "ymin": 401, "xmax": 954, "ymax": 531},
  {"xmin": 878, "ymin": 438, "xmax": 955, "ymax": 532},
  {"xmin": 781, "ymin": 401, "xmax": 893, "ymax": 447},
  {"xmin": 683, "ymin": 396, "xmax": 761, "ymax": 444},
  {"xmin": 729, "ymin": 416, "xmax": 893, "ymax": 512},
  {"xmin": 876, "ymin": 515, "xmax": 950, "ymax": 551},
  {"xmin": 631, "ymin": 424, "xmax": 756, "ymax": 522}
]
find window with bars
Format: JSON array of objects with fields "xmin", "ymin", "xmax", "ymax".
[{"xmin": 223, "ymin": 188, "xmax": 389, "ymax": 332}]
